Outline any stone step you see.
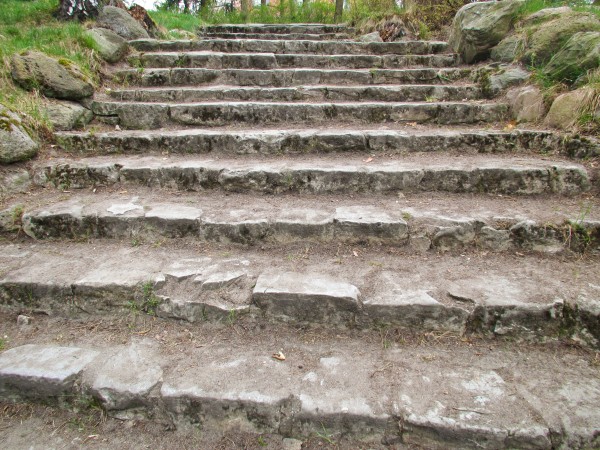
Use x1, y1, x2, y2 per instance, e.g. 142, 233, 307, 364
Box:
3, 335, 599, 447
33, 154, 590, 195
200, 24, 354, 34
55, 128, 565, 157
129, 51, 459, 69
196, 32, 353, 40
105, 85, 481, 104
130, 38, 449, 55
11, 192, 599, 252
91, 100, 506, 129
113, 67, 470, 87
0, 241, 598, 345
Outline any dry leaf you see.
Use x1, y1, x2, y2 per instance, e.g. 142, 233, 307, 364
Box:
407, 122, 418, 127
363, 157, 373, 163
353, 250, 359, 257
272, 351, 286, 361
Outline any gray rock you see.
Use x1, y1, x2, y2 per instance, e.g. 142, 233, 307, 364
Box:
478, 226, 512, 251
0, 344, 99, 399
253, 271, 361, 323
491, 34, 525, 62
10, 51, 94, 100
86, 341, 162, 412
544, 32, 600, 84
507, 85, 546, 123
0, 105, 39, 164
432, 225, 476, 251
86, 27, 129, 63
16, 315, 30, 326
97, 6, 149, 40
546, 88, 594, 130
520, 6, 572, 27
359, 31, 383, 43
449, 0, 524, 63
282, 438, 303, 450
45, 101, 93, 131
489, 66, 530, 96
199, 271, 246, 291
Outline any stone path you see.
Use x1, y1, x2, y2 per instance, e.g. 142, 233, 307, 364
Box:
1, 23, 599, 448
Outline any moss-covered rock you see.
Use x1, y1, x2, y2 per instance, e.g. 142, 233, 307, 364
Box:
449, 0, 524, 64
490, 33, 525, 63
544, 32, 600, 84
0, 105, 39, 164
10, 51, 94, 100
86, 27, 128, 63
97, 6, 149, 40
545, 88, 595, 130
520, 11, 600, 66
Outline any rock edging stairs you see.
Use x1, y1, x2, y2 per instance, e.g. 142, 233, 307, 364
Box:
1, 23, 600, 448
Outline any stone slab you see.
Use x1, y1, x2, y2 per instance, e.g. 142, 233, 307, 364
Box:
0, 344, 99, 399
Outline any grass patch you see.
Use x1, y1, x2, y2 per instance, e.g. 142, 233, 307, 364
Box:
0, 0, 101, 137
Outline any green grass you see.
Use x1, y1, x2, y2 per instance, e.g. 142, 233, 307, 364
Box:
518, 0, 600, 19
0, 0, 100, 135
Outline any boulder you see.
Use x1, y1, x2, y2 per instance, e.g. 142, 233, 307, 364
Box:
544, 32, 600, 84
57, 0, 105, 21
359, 31, 383, 43
45, 101, 94, 131
519, 6, 572, 27
489, 66, 530, 96
11, 51, 94, 100
545, 88, 595, 130
86, 27, 128, 63
506, 85, 546, 123
0, 105, 39, 164
491, 34, 525, 63
449, 0, 524, 64
520, 11, 600, 66
97, 6, 149, 40
0, 170, 31, 197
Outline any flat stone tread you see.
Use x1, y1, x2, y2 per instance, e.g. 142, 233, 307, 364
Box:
11, 189, 600, 225
36, 152, 584, 172
195, 33, 352, 40
1, 336, 598, 448
0, 241, 598, 310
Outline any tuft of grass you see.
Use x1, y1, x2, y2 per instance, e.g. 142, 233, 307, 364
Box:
0, 0, 101, 138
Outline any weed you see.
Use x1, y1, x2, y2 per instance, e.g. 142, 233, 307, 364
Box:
402, 211, 412, 221
0, 337, 5, 350
227, 308, 237, 325
10, 204, 24, 225
315, 422, 335, 445
257, 435, 267, 447
130, 281, 162, 316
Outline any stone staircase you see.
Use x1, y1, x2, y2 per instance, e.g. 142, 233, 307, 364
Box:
1, 23, 599, 448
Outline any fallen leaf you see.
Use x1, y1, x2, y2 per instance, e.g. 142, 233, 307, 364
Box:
407, 122, 418, 127
353, 250, 359, 257
363, 157, 373, 163
272, 351, 286, 361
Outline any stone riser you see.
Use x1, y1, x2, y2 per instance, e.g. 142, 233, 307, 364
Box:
130, 52, 459, 70
114, 67, 470, 87
107, 85, 481, 104
3, 340, 599, 449
91, 101, 506, 129
130, 39, 449, 55
19, 206, 599, 253
55, 129, 561, 157
35, 159, 590, 196
0, 271, 583, 342
197, 32, 352, 40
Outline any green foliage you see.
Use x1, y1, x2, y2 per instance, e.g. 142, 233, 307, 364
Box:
129, 281, 162, 315
150, 8, 203, 32
518, 0, 600, 19
0, 0, 100, 137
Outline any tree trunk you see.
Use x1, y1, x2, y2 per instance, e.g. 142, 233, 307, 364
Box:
261, 0, 267, 6
241, 0, 251, 15
57, 0, 104, 21
334, 0, 343, 23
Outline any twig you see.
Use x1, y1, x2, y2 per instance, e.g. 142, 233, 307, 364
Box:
452, 407, 490, 415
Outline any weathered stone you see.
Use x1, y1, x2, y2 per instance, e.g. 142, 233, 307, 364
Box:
253, 272, 361, 323
198, 271, 247, 291
488, 66, 530, 96
86, 27, 129, 63
10, 51, 94, 100
544, 32, 600, 84
545, 88, 595, 130
86, 341, 162, 413
45, 101, 93, 131
449, 0, 524, 63
432, 225, 476, 251
477, 226, 511, 251
359, 31, 383, 43
490, 34, 525, 63
0, 345, 99, 399
333, 206, 408, 244
506, 85, 546, 123
16, 314, 30, 326
97, 6, 149, 40
520, 11, 600, 66
0, 106, 38, 164
168, 29, 197, 40
520, 6, 572, 27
